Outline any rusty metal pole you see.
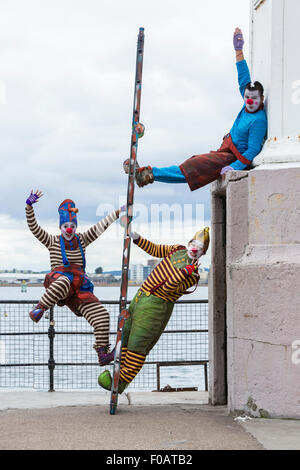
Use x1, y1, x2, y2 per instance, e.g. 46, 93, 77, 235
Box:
110, 28, 145, 415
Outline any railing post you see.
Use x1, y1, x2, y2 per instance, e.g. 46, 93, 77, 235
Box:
156, 363, 160, 391
204, 363, 208, 392
48, 307, 55, 392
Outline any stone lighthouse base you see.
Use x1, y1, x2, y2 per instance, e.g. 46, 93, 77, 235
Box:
209, 167, 300, 419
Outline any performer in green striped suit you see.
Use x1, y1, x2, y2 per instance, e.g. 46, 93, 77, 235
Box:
98, 227, 210, 394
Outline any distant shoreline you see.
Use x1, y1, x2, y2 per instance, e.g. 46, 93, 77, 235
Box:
0, 282, 208, 287
0, 282, 125, 287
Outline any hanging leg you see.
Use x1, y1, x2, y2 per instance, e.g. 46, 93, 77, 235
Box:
98, 349, 146, 393
152, 165, 187, 183
120, 350, 146, 384
78, 302, 114, 366
133, 165, 187, 187
29, 275, 71, 323
40, 276, 71, 307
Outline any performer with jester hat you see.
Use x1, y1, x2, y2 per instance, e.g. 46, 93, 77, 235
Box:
26, 189, 123, 367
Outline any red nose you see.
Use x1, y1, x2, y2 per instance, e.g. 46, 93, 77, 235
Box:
66, 228, 73, 234
246, 99, 254, 105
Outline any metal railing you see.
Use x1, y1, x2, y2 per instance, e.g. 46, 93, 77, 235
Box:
0, 299, 208, 392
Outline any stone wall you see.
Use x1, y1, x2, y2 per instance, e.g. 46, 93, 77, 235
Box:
209, 168, 300, 418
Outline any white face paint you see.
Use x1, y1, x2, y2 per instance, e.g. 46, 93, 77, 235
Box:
244, 89, 262, 113
187, 240, 204, 260
61, 222, 76, 241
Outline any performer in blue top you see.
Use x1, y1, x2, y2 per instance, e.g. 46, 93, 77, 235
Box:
123, 28, 267, 191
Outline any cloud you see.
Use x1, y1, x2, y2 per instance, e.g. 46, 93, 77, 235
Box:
0, 208, 211, 272
0, 0, 249, 269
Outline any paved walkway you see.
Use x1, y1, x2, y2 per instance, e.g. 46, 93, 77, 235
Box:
0, 391, 299, 450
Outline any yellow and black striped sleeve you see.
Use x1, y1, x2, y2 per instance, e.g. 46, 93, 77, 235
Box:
134, 235, 178, 258
161, 259, 195, 293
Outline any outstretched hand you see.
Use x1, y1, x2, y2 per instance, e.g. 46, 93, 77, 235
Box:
26, 189, 43, 206
233, 27, 244, 51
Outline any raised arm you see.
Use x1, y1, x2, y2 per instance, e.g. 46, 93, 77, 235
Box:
131, 233, 178, 258
25, 190, 54, 248
234, 27, 244, 62
233, 27, 251, 97
80, 209, 119, 247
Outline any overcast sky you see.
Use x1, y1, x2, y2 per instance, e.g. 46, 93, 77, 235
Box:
0, 0, 250, 272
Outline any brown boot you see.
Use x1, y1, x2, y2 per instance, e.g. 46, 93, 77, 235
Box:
135, 166, 154, 187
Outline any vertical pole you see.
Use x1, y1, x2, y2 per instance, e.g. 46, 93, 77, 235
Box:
204, 363, 208, 392
48, 307, 55, 392
110, 28, 145, 415
156, 363, 160, 391
209, 193, 227, 405
119, 27, 145, 312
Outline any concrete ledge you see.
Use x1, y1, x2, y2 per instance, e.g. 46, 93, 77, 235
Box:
240, 418, 300, 451
0, 390, 209, 411
127, 391, 209, 406
211, 171, 249, 196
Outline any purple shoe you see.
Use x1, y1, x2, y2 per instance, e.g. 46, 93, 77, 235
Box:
29, 302, 46, 323
96, 346, 115, 366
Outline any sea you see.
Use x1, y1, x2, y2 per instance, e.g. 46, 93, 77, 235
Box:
0, 285, 207, 301
0, 285, 209, 393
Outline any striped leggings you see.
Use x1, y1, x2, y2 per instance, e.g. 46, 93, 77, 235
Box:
120, 346, 146, 384
40, 275, 110, 348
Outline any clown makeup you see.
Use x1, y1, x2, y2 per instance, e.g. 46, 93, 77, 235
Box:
187, 240, 204, 260
61, 222, 76, 241
244, 89, 262, 113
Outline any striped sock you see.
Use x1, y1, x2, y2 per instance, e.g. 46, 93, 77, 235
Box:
120, 350, 146, 384
78, 302, 110, 349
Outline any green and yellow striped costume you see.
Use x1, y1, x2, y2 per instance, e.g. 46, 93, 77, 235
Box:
137, 236, 199, 302
119, 235, 199, 386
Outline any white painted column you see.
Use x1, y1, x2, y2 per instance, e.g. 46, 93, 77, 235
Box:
217, 1, 300, 419
250, 0, 300, 168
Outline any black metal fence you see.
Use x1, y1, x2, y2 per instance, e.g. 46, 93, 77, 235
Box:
0, 300, 208, 392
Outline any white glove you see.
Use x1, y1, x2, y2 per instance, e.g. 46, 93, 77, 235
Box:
130, 231, 140, 240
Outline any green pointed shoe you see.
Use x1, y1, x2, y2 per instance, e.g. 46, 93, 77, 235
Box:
97, 370, 129, 395
98, 370, 112, 391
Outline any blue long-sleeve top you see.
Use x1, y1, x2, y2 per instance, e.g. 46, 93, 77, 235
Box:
229, 59, 267, 170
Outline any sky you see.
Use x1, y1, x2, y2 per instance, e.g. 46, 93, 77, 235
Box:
0, 0, 250, 272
